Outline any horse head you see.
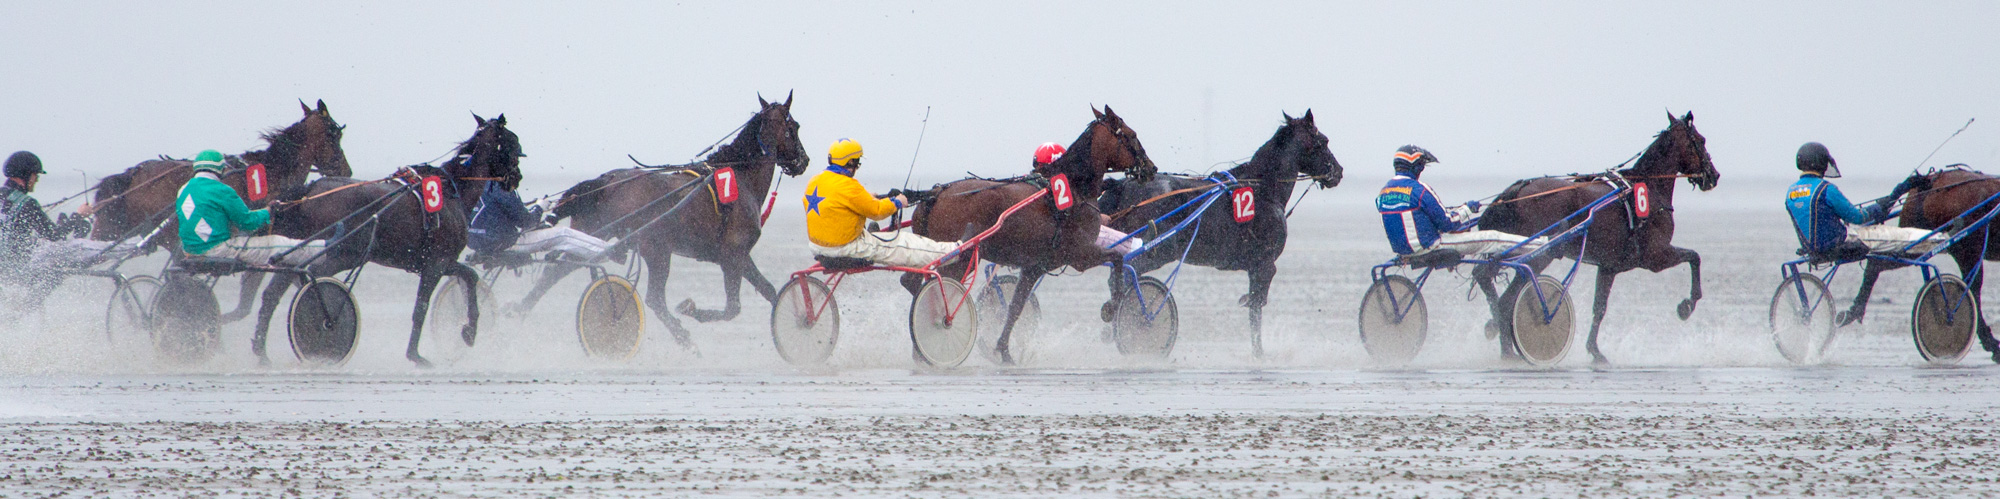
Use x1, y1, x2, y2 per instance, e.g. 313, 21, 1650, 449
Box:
256, 100, 351, 189
1067, 105, 1155, 198
1644, 110, 1719, 191
752, 91, 810, 177
1278, 109, 1342, 189
458, 113, 525, 190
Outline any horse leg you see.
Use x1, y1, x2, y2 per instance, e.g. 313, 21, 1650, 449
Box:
404, 265, 445, 368
641, 250, 694, 349
992, 268, 1048, 365
1838, 260, 1891, 327
450, 263, 481, 347
1472, 264, 1505, 339
1585, 267, 1621, 366
219, 272, 267, 324
1673, 247, 1702, 320
677, 258, 745, 323
1958, 254, 2000, 362
249, 272, 299, 366
741, 258, 781, 305
1243, 261, 1276, 359
512, 262, 584, 316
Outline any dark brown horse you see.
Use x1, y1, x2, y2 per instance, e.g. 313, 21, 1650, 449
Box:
1096, 110, 1342, 357
908, 106, 1158, 364
526, 94, 809, 346
1475, 111, 1720, 364
1836, 167, 2000, 363
250, 113, 518, 366
85, 100, 350, 319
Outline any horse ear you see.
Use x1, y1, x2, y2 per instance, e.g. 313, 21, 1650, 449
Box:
1666, 109, 1678, 124
495, 114, 507, 126
783, 90, 793, 109
758, 93, 769, 107
1682, 111, 1694, 123
1092, 106, 1104, 119
316, 99, 328, 114
1302, 109, 1315, 123
1282, 111, 1293, 121
472, 112, 486, 126
300, 99, 313, 116
1103, 105, 1118, 118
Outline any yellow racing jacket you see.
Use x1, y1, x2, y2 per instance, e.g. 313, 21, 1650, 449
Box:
802, 169, 899, 247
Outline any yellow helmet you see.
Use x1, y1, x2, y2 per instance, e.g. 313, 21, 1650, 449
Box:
828, 138, 863, 167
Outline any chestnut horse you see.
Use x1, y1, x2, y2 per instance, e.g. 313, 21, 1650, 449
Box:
250, 113, 519, 366
86, 100, 350, 319
908, 106, 1158, 364
530, 95, 809, 346
1836, 166, 2000, 363
1474, 111, 1720, 364
1096, 110, 1342, 357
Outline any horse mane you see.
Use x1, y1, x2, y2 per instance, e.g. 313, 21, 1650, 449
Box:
1232, 120, 1297, 183
1047, 118, 1103, 199
551, 172, 617, 222
708, 109, 770, 165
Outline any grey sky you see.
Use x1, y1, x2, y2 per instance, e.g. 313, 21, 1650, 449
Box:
3, 1, 1995, 207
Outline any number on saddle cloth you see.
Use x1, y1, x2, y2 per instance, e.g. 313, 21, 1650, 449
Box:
247, 164, 268, 201
713, 167, 738, 204
1049, 174, 1074, 210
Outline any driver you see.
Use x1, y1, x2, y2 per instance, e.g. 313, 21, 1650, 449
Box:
1377, 145, 1542, 260
467, 176, 609, 262
173, 149, 324, 266
0, 151, 129, 277
1785, 142, 1939, 259
802, 139, 959, 267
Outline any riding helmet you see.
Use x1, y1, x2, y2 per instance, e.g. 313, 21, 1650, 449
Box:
1796, 142, 1840, 178
827, 139, 863, 168
192, 149, 227, 173
4, 151, 45, 179
1034, 142, 1066, 165
1392, 145, 1439, 175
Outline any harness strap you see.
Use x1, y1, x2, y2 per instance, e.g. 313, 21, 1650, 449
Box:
1106, 185, 1214, 222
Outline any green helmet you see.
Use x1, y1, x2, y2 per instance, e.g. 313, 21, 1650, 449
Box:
192, 150, 226, 173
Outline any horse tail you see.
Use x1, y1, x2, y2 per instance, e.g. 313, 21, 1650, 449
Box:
1477, 179, 1534, 232
552, 173, 616, 223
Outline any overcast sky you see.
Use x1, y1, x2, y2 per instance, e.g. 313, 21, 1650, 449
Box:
3, 1, 1996, 207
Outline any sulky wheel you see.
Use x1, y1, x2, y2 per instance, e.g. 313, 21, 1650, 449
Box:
909, 277, 977, 367
289, 277, 360, 365
1768, 273, 1837, 364
1509, 275, 1575, 366
105, 275, 162, 346
1112, 276, 1178, 358
771, 275, 839, 366
147, 275, 221, 365
1358, 274, 1427, 363
419, 275, 487, 366
576, 275, 644, 359
974, 274, 1040, 365
1912, 274, 1978, 365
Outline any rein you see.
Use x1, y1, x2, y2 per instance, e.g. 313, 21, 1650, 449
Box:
1486, 173, 1705, 206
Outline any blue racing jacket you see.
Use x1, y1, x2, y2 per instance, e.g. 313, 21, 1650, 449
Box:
467, 182, 536, 253
1378, 175, 1456, 255
1784, 174, 1868, 255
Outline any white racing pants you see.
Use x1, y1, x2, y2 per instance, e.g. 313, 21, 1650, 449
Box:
28, 239, 139, 270
510, 227, 611, 261
1849, 224, 1948, 255
197, 234, 326, 267
1414, 230, 1547, 259
1098, 225, 1143, 255
810, 230, 961, 268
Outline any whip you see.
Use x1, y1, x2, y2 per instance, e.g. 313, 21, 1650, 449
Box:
1914, 118, 1975, 173
901, 106, 931, 191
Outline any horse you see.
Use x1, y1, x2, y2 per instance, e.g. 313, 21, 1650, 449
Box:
1473, 111, 1720, 364
1835, 166, 2000, 363
83, 99, 350, 319
908, 105, 1158, 364
523, 94, 809, 346
248, 113, 519, 367
1095, 110, 1342, 357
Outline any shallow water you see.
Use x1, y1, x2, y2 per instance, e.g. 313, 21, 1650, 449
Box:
1, 176, 1995, 496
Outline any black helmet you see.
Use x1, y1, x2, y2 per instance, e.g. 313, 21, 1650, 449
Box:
1796, 142, 1840, 178
4, 151, 44, 180
1393, 145, 1438, 176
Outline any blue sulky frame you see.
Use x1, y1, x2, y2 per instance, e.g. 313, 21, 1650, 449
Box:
1773, 189, 2000, 346
1367, 173, 1637, 334
1098, 172, 1242, 325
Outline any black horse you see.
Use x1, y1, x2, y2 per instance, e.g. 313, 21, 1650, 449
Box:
250, 113, 521, 366
1096, 110, 1342, 357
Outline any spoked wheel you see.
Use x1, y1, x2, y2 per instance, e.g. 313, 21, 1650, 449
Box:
771, 275, 839, 366
1112, 276, 1178, 358
1913, 274, 1978, 365
1358, 275, 1426, 363
577, 275, 644, 359
148, 275, 221, 365
975, 274, 1040, 365
1768, 274, 1837, 364
105, 275, 162, 346
289, 277, 360, 365
909, 277, 977, 367
419, 275, 486, 365
1509, 275, 1575, 366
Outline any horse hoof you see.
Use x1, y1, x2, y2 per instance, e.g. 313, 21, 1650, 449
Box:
1676, 300, 1696, 321
1099, 302, 1116, 322
460, 325, 478, 347
997, 348, 1015, 366
1482, 320, 1502, 340
1590, 353, 1610, 366
407, 354, 434, 369
675, 299, 698, 316
1835, 311, 1861, 327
